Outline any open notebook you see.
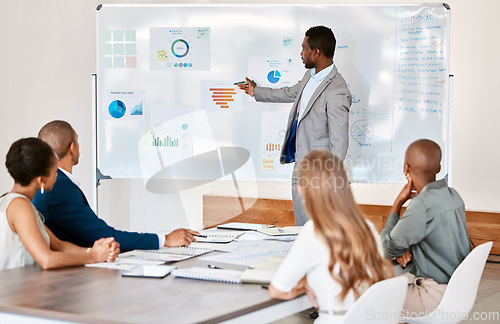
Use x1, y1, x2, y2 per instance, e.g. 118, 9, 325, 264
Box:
118, 246, 214, 263
196, 231, 243, 243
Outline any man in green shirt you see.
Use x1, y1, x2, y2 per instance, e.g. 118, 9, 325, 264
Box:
381, 139, 471, 315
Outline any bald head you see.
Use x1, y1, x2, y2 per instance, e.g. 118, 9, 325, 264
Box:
38, 120, 76, 160
405, 139, 442, 181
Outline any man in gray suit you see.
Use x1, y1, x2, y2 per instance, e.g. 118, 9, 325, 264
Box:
239, 26, 351, 225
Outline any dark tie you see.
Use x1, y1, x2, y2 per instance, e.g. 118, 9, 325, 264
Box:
284, 119, 298, 163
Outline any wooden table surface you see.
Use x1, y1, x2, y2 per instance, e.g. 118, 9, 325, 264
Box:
0, 255, 290, 324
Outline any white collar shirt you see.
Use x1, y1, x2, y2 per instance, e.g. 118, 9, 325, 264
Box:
298, 63, 334, 122
59, 167, 81, 187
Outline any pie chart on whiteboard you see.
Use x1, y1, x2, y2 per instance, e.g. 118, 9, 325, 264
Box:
267, 70, 281, 84
108, 100, 126, 119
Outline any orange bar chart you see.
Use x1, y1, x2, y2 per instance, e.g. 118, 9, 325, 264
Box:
265, 143, 282, 152
209, 88, 237, 109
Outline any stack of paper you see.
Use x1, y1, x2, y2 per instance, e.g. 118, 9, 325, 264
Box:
217, 222, 273, 231
256, 226, 302, 236
85, 258, 165, 270
240, 268, 276, 284
249, 255, 285, 270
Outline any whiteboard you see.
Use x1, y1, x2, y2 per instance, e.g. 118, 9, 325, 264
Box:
96, 4, 450, 186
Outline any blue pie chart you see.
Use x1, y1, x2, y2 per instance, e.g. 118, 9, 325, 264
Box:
267, 70, 281, 84
171, 39, 190, 58
108, 100, 126, 119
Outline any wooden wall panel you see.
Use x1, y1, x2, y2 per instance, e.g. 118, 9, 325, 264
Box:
203, 196, 499, 254
466, 211, 500, 254
203, 196, 295, 229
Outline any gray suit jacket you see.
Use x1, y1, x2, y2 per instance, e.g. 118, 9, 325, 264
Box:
255, 65, 351, 170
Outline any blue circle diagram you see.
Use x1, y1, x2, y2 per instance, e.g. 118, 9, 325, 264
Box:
171, 39, 190, 58
267, 70, 281, 84
108, 100, 126, 119
350, 120, 374, 143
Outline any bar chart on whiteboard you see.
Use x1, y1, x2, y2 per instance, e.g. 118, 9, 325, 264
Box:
200, 80, 243, 111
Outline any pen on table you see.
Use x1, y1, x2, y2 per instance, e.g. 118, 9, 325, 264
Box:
208, 264, 223, 269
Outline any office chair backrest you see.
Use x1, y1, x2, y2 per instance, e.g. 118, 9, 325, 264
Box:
403, 241, 493, 324
340, 276, 408, 324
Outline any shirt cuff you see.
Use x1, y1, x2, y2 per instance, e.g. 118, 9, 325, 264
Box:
157, 234, 165, 247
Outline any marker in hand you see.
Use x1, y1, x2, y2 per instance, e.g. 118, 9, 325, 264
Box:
234, 79, 254, 86
236, 78, 256, 96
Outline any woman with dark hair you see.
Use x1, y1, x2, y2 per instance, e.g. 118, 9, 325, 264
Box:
268, 150, 394, 322
0, 138, 119, 270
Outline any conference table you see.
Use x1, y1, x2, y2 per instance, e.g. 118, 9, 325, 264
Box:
0, 249, 312, 323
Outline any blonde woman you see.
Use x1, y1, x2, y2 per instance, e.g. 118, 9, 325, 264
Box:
269, 150, 393, 322
0, 138, 119, 271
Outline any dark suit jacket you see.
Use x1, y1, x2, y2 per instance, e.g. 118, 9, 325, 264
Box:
33, 169, 158, 251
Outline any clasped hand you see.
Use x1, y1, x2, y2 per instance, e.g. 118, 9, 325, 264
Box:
396, 250, 413, 268
92, 237, 120, 262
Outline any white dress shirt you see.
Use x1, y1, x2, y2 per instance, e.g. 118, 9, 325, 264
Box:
298, 63, 335, 122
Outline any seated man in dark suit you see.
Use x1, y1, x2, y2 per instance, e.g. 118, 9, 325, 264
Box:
33, 120, 199, 251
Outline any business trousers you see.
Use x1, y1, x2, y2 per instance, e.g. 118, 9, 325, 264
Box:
403, 277, 447, 316
291, 175, 308, 226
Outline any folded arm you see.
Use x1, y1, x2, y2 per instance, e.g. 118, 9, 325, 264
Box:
43, 180, 159, 251
381, 200, 426, 258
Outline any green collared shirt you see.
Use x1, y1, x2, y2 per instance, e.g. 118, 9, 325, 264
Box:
381, 179, 471, 284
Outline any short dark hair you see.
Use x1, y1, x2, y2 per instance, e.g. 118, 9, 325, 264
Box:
38, 120, 76, 160
305, 26, 336, 58
5, 138, 57, 186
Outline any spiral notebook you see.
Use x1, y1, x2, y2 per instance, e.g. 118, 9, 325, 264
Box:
171, 267, 275, 284
172, 267, 244, 284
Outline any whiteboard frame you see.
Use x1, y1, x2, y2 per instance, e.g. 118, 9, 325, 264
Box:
94, 3, 452, 186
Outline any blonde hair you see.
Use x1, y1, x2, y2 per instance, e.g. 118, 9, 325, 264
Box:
297, 150, 393, 301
